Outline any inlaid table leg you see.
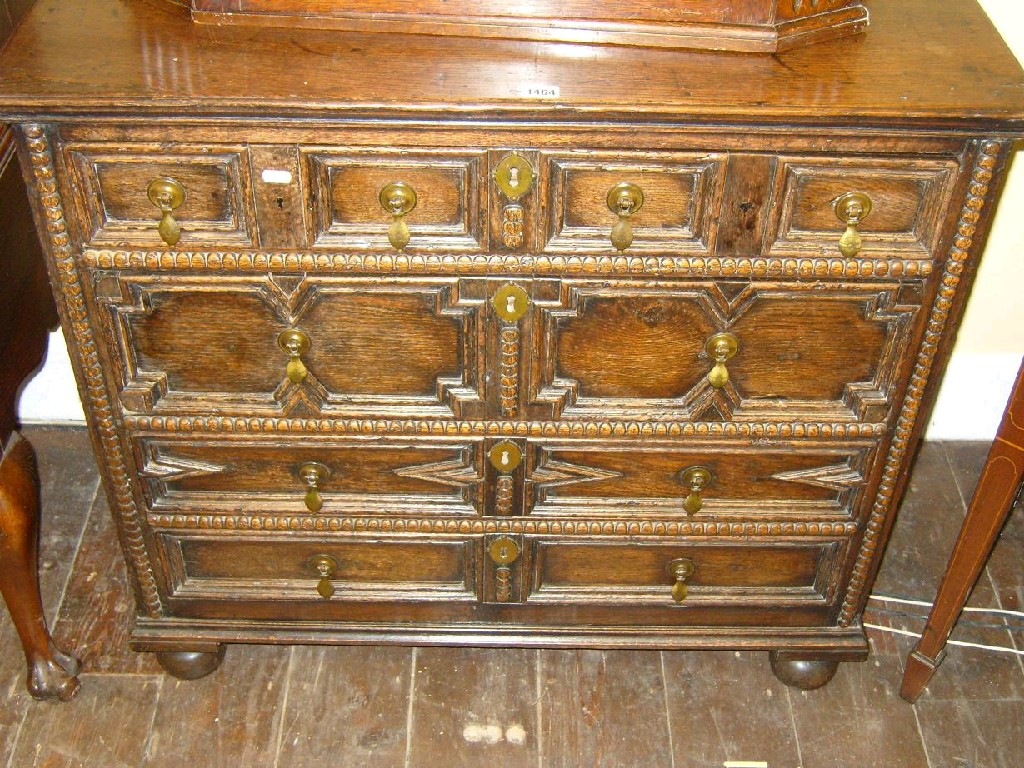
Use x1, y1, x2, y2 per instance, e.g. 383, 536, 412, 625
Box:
0, 432, 80, 701
900, 359, 1024, 703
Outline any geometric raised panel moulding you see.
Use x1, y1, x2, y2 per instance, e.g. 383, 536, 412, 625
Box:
182, 0, 870, 53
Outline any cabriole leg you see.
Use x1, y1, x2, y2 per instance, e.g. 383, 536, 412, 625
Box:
0, 433, 80, 701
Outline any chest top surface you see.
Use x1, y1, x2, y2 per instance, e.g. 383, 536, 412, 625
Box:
0, 0, 1022, 128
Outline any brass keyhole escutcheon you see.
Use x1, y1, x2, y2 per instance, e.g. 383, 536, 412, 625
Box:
668, 558, 696, 603
833, 191, 873, 258
489, 536, 520, 565
309, 554, 339, 600
494, 154, 535, 200
492, 284, 530, 322
489, 441, 522, 473
606, 181, 644, 252
379, 181, 418, 251
298, 462, 331, 513
680, 466, 713, 515
277, 328, 312, 384
146, 177, 186, 247
705, 332, 739, 389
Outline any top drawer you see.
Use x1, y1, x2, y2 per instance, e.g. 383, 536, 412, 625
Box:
763, 155, 959, 259
66, 142, 257, 249
62, 133, 963, 265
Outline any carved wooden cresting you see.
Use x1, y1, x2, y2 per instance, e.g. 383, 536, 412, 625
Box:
0, 0, 1021, 693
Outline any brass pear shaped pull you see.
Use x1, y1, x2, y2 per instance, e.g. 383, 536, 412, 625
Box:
834, 191, 873, 258
277, 328, 311, 384
298, 462, 330, 513
705, 332, 739, 389
146, 177, 186, 247
606, 181, 644, 252
668, 558, 696, 603
680, 466, 713, 514
309, 555, 338, 599
379, 181, 418, 251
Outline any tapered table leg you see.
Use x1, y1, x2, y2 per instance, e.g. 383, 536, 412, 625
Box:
0, 432, 80, 701
900, 359, 1024, 703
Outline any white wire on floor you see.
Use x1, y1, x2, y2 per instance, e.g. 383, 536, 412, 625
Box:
869, 593, 1024, 619
863, 623, 1024, 657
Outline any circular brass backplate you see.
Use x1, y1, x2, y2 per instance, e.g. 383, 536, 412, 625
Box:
833, 191, 873, 223
489, 536, 520, 565
277, 328, 311, 355
308, 554, 339, 575
705, 332, 739, 361
606, 181, 644, 215
379, 181, 418, 215
668, 557, 695, 580
492, 284, 530, 322
298, 461, 331, 483
679, 466, 713, 490
494, 154, 535, 200
489, 441, 523, 473
146, 177, 186, 210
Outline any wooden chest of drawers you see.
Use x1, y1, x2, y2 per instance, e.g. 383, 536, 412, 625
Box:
1, 0, 1022, 692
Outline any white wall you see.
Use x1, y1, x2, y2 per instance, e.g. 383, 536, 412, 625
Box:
18, 3, 1024, 438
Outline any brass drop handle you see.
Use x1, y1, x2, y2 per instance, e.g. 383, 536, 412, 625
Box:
379, 181, 418, 251
277, 328, 311, 384
668, 558, 696, 603
146, 177, 186, 247
705, 332, 739, 389
833, 191, 873, 258
606, 181, 644, 252
298, 462, 330, 513
680, 466, 713, 514
309, 555, 338, 600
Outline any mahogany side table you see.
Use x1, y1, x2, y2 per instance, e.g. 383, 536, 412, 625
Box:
0, 125, 81, 701
900, 358, 1024, 703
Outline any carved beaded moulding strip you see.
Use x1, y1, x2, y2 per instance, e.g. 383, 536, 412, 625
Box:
838, 139, 1006, 627
83, 249, 935, 280
21, 126, 163, 617
123, 415, 888, 440
147, 513, 859, 538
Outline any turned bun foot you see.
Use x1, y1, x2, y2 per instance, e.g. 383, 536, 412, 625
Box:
769, 651, 840, 690
155, 645, 226, 680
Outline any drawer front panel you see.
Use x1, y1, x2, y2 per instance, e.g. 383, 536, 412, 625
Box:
529, 279, 919, 422
304, 148, 486, 251
543, 151, 727, 254
65, 143, 256, 247
159, 533, 479, 603
765, 156, 958, 257
97, 274, 485, 419
528, 442, 875, 520
134, 437, 485, 516
528, 539, 841, 608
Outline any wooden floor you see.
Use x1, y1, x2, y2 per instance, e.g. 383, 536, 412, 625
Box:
2, 427, 1022, 768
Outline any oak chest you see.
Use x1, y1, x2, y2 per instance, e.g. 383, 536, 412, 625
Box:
1, 0, 1022, 690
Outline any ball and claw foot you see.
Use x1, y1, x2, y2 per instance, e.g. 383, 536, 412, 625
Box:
769, 651, 841, 691
27, 642, 81, 702
155, 645, 227, 680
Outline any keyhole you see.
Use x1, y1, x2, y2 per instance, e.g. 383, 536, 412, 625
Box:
500, 451, 510, 467
508, 166, 520, 190
505, 296, 517, 314
276, 196, 285, 209
499, 546, 509, 560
